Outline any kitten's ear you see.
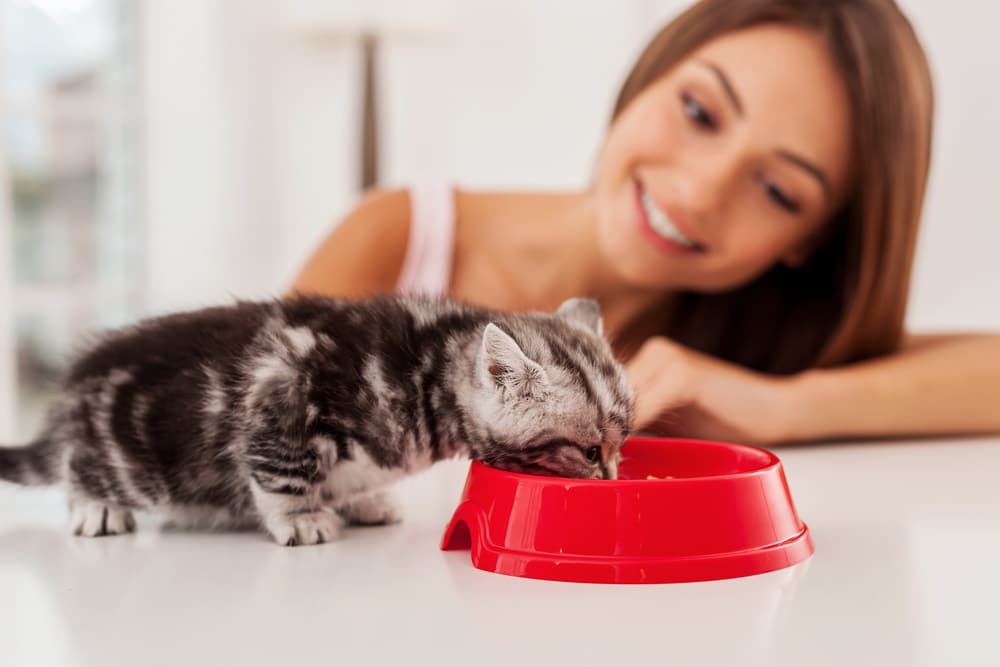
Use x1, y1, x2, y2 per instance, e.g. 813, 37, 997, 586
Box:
479, 323, 549, 398
556, 298, 603, 336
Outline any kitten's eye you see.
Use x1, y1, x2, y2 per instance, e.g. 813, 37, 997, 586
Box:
585, 445, 602, 463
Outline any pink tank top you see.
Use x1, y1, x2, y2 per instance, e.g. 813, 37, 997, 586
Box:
396, 183, 456, 296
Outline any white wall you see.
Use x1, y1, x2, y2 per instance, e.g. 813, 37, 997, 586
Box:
0, 24, 15, 441
142, 0, 359, 311
380, 1, 645, 188
143, 0, 239, 312
898, 0, 1000, 331
141, 0, 1000, 331
0, 119, 14, 442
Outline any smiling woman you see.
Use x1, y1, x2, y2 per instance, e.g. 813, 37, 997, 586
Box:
292, 0, 1000, 445
602, 0, 932, 375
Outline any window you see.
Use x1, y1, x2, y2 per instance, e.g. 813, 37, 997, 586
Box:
1, 0, 144, 440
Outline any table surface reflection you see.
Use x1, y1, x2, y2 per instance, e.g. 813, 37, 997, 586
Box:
2, 436, 999, 667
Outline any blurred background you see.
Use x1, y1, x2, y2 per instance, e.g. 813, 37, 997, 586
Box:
1, 0, 998, 441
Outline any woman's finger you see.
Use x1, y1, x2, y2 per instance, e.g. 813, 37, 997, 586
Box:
626, 338, 699, 429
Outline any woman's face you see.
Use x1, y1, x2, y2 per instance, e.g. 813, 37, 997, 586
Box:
594, 24, 853, 292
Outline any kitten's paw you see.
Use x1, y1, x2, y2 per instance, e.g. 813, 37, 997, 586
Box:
337, 491, 403, 526
267, 510, 342, 547
70, 501, 136, 537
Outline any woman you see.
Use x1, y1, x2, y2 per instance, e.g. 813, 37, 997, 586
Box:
291, 0, 1000, 445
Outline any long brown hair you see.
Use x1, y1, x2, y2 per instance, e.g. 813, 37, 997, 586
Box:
613, 0, 934, 374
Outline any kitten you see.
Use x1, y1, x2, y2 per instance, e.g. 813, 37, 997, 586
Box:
0, 295, 633, 546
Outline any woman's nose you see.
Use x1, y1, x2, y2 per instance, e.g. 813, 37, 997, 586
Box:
674, 164, 733, 220
652, 152, 740, 228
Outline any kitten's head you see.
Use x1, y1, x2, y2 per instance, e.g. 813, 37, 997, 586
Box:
470, 298, 634, 479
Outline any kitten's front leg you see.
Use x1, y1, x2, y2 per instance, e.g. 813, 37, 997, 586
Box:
336, 490, 402, 526
250, 482, 342, 546
244, 426, 340, 546
241, 367, 342, 546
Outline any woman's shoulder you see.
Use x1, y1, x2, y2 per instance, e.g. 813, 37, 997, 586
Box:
289, 185, 579, 298
453, 188, 589, 249
290, 188, 412, 298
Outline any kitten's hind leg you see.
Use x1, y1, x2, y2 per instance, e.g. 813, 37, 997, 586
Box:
70, 497, 136, 537
67, 461, 137, 537
336, 491, 402, 526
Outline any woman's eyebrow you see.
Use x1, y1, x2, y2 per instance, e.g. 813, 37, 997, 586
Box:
695, 59, 743, 115
776, 150, 832, 200
696, 58, 832, 200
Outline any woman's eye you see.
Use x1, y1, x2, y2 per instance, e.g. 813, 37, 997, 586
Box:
763, 180, 801, 214
585, 445, 602, 463
681, 93, 716, 130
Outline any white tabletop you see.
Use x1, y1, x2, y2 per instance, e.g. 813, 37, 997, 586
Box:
2, 436, 999, 667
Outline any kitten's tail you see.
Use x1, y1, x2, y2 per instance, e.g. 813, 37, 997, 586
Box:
0, 438, 61, 487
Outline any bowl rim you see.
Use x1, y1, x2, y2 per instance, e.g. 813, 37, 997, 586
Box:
471, 437, 782, 486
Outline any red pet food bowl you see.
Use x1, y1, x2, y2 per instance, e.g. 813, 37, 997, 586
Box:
441, 437, 813, 584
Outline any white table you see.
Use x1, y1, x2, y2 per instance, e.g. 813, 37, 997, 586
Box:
2, 436, 999, 667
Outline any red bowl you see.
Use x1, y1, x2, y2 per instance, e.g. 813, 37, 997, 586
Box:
441, 437, 813, 584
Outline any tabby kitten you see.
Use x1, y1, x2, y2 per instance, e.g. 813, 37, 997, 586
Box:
0, 295, 633, 546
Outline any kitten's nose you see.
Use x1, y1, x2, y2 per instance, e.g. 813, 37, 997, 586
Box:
605, 457, 619, 480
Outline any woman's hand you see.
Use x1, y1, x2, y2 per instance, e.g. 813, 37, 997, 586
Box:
624, 336, 802, 446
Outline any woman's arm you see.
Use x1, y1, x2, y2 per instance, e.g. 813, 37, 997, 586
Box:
788, 333, 1000, 441
626, 333, 1000, 445
288, 188, 410, 299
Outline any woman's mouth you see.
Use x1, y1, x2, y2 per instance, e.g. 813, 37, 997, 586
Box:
634, 180, 706, 255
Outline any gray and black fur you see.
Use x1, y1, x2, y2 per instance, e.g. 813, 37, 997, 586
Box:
0, 295, 633, 545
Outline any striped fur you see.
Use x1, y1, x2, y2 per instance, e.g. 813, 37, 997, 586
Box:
0, 295, 634, 545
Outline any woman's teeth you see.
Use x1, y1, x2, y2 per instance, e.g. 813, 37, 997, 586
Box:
640, 189, 697, 249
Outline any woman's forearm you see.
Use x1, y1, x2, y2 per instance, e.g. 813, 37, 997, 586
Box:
788, 334, 1000, 441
